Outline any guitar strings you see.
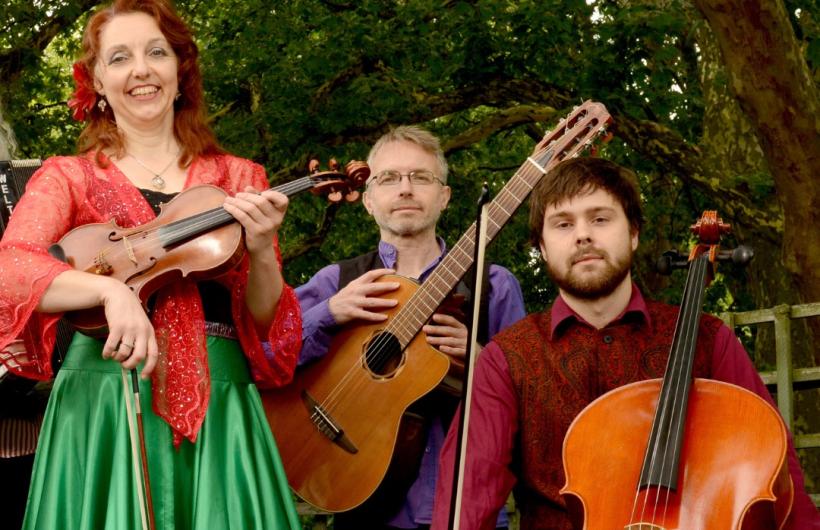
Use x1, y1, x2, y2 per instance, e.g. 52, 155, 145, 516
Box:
317, 123, 601, 418
317, 122, 599, 416
316, 163, 547, 415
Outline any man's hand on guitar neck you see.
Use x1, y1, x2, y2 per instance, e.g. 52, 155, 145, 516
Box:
328, 268, 400, 325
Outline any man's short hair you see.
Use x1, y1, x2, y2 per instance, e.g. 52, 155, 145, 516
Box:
528, 157, 644, 247
367, 125, 449, 183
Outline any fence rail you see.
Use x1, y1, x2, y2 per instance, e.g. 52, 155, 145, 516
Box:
720, 301, 820, 507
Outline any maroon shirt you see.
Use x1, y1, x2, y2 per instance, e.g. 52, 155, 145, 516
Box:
432, 285, 819, 530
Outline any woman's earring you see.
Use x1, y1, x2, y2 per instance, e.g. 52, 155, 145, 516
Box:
97, 97, 107, 112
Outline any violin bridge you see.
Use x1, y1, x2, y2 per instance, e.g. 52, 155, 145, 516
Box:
300, 390, 358, 454
122, 235, 138, 266
624, 524, 666, 530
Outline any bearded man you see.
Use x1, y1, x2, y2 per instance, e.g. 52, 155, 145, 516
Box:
431, 157, 819, 530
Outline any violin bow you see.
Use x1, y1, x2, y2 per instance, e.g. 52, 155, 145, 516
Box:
121, 368, 156, 530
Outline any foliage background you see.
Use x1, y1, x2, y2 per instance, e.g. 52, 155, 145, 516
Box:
2, 0, 818, 504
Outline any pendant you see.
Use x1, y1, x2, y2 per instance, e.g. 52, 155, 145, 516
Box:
151, 175, 166, 190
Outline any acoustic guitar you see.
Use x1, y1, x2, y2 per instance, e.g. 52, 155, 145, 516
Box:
262, 101, 612, 512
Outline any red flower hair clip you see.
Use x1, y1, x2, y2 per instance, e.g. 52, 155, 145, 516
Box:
67, 62, 98, 121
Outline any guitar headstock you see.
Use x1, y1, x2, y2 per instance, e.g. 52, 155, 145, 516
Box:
531, 101, 613, 170
307, 159, 370, 203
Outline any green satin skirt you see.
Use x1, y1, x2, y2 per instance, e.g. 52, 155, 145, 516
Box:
23, 333, 301, 530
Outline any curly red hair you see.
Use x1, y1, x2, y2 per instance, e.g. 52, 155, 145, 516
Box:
76, 0, 221, 166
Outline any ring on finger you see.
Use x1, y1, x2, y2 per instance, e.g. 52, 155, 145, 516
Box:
119, 341, 135, 350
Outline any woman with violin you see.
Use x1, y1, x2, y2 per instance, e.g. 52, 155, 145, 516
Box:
0, 1, 302, 528
432, 157, 819, 529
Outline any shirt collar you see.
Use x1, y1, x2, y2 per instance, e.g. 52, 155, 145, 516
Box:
549, 282, 651, 340
377, 237, 448, 281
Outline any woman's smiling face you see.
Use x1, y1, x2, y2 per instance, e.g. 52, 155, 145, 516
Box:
94, 11, 179, 129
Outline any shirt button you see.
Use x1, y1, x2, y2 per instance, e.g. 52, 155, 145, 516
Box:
603, 335, 613, 344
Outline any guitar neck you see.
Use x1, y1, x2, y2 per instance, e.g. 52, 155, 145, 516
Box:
160, 176, 317, 247
386, 156, 551, 346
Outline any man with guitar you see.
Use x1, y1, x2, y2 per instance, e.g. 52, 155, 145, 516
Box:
292, 126, 526, 529
431, 157, 819, 529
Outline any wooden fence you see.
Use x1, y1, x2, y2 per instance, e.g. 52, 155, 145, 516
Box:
720, 302, 820, 507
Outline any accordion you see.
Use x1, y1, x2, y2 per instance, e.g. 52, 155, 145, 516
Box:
0, 159, 72, 416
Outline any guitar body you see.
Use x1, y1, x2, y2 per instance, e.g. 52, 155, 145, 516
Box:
261, 275, 450, 512
561, 379, 794, 530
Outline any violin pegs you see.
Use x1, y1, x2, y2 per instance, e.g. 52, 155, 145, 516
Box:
327, 190, 342, 203
309, 159, 320, 173
329, 158, 339, 171
344, 190, 360, 202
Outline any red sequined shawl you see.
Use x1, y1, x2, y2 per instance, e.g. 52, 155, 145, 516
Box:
0, 153, 302, 445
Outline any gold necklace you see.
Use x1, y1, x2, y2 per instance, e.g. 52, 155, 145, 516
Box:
129, 150, 180, 190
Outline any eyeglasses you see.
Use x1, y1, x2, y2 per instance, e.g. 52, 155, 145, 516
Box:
369, 169, 444, 187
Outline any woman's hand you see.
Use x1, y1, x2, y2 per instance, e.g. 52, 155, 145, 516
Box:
37, 271, 158, 378
222, 187, 289, 256
222, 187, 289, 334
99, 280, 159, 379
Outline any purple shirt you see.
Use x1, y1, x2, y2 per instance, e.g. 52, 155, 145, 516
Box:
295, 239, 526, 528
432, 286, 820, 530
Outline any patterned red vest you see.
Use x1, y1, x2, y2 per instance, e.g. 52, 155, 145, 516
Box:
493, 300, 723, 530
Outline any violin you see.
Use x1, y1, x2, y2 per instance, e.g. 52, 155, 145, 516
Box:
561, 211, 793, 529
49, 159, 369, 334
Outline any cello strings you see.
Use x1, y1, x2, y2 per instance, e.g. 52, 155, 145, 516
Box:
629, 252, 692, 524
629, 254, 706, 526
657, 255, 708, 523
648, 257, 704, 525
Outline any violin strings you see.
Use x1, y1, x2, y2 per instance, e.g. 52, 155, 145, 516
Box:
91, 178, 316, 264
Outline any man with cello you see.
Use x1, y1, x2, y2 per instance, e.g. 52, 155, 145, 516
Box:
290, 125, 526, 529
432, 157, 819, 529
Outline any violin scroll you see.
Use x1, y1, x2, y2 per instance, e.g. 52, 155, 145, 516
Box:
307, 159, 370, 203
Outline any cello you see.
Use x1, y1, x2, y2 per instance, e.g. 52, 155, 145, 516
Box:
561, 211, 793, 529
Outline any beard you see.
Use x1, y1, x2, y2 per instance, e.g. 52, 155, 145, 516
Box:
548, 246, 633, 300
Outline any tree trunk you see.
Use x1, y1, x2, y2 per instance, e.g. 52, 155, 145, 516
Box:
694, 0, 820, 365
0, 100, 17, 159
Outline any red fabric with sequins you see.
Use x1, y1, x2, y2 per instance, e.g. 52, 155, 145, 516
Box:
0, 153, 302, 445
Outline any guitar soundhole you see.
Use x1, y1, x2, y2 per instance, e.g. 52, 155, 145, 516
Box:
362, 331, 404, 377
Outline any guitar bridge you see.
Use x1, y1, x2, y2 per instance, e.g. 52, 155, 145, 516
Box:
301, 390, 358, 454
